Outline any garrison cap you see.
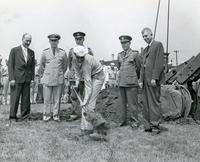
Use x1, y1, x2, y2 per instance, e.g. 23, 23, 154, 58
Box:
48, 34, 61, 40
73, 45, 88, 57
119, 35, 132, 43
73, 32, 86, 38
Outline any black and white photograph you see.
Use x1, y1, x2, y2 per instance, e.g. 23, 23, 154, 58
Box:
0, 0, 200, 161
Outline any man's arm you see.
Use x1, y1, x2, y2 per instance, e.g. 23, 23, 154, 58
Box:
38, 52, 46, 77
63, 52, 68, 73
68, 49, 73, 70
31, 51, 35, 81
135, 53, 142, 79
8, 48, 15, 81
152, 42, 164, 80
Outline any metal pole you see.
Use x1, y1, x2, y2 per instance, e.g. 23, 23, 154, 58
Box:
154, 0, 161, 39
166, 0, 170, 53
174, 50, 179, 66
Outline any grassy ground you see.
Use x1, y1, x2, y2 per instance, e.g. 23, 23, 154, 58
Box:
0, 104, 200, 162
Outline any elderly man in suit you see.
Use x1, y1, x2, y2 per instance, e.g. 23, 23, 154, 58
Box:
117, 35, 141, 128
139, 27, 165, 134
8, 33, 35, 121
39, 34, 67, 121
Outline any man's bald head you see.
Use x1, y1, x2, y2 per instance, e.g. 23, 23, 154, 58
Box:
141, 27, 153, 44
22, 33, 32, 48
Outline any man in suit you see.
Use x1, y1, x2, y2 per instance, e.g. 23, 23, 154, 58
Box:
8, 33, 35, 121
117, 35, 141, 128
39, 34, 67, 121
139, 27, 165, 134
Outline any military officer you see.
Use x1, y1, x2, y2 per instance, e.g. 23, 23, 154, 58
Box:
39, 34, 68, 121
108, 62, 117, 88
67, 32, 93, 120
117, 35, 141, 128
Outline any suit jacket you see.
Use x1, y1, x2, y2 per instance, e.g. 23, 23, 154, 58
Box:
8, 46, 35, 83
140, 40, 164, 85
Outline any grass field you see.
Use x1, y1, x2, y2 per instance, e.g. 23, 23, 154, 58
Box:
0, 104, 200, 162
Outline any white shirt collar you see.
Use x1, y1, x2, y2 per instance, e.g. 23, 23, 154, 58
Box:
148, 39, 154, 46
21, 45, 27, 52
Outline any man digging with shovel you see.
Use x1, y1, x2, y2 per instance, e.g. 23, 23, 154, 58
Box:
71, 45, 108, 140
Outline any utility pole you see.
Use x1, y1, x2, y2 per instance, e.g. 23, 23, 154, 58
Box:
111, 54, 115, 61
174, 50, 179, 66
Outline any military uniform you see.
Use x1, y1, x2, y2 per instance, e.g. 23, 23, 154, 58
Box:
108, 67, 117, 88
117, 35, 141, 125
30, 64, 39, 104
67, 32, 94, 120
39, 34, 68, 120
2, 63, 10, 105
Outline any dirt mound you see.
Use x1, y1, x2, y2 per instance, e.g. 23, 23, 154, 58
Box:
96, 88, 143, 123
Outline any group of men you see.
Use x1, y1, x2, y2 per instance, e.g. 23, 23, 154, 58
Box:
117, 27, 165, 134
5, 26, 165, 137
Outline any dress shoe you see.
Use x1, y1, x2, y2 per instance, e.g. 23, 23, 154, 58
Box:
89, 132, 106, 141
130, 121, 140, 129
144, 128, 152, 132
81, 129, 94, 136
43, 115, 51, 121
9, 117, 18, 122
53, 116, 60, 122
151, 126, 161, 135
17, 114, 30, 122
119, 121, 127, 127
67, 114, 78, 121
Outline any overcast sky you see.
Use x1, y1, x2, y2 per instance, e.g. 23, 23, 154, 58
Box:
0, 0, 200, 65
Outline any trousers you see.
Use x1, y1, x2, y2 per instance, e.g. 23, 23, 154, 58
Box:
43, 85, 62, 117
81, 79, 104, 130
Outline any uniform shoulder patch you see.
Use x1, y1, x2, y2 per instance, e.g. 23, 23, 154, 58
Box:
43, 48, 49, 51
59, 48, 64, 51
132, 50, 139, 53
119, 51, 124, 55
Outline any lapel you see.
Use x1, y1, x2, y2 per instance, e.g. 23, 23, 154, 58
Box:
145, 40, 155, 58
18, 46, 26, 63
27, 48, 31, 63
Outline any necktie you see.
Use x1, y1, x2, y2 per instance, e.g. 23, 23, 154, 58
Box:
53, 48, 55, 56
147, 45, 150, 52
23, 48, 27, 62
